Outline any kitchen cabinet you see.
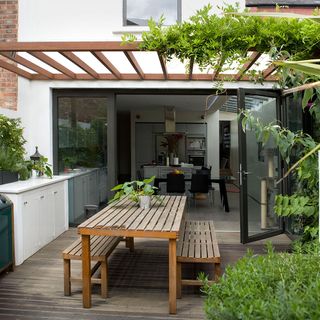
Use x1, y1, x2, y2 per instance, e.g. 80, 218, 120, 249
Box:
67, 169, 100, 226
0, 176, 68, 266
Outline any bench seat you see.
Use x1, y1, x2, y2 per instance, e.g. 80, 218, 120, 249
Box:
177, 220, 221, 297
63, 235, 122, 298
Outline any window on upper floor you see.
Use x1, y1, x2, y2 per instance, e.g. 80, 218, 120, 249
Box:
123, 0, 181, 26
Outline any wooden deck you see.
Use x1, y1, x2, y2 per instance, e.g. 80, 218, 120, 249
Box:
0, 229, 291, 320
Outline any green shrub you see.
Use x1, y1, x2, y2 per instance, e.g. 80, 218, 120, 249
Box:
202, 244, 320, 320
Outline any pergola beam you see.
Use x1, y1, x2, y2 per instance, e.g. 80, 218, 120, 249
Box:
28, 51, 76, 79
0, 41, 278, 82
235, 52, 261, 80
0, 58, 33, 79
263, 63, 278, 79
157, 52, 168, 80
0, 41, 141, 52
91, 51, 121, 79
60, 51, 100, 79
0, 52, 53, 79
124, 51, 144, 79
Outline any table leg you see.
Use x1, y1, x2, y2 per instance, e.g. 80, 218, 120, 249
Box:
219, 180, 229, 212
169, 238, 177, 314
82, 234, 91, 308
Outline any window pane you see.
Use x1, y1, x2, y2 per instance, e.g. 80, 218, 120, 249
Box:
57, 97, 108, 172
126, 0, 178, 26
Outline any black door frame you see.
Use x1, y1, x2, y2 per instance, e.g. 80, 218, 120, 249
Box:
238, 88, 285, 244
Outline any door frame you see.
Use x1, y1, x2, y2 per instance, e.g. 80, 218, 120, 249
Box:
238, 88, 285, 244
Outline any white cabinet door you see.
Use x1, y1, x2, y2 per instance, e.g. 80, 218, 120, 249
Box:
21, 193, 40, 260
52, 184, 66, 237
38, 189, 54, 247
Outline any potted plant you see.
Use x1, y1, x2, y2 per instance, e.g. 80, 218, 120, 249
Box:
109, 176, 158, 209
30, 156, 53, 178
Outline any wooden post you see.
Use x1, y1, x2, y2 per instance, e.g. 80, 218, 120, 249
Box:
63, 259, 71, 296
261, 179, 267, 229
82, 234, 91, 308
169, 239, 177, 314
177, 262, 182, 299
100, 260, 108, 299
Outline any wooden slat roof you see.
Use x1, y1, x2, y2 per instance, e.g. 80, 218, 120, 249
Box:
0, 41, 277, 81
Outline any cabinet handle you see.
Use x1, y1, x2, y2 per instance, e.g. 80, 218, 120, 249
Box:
24, 201, 28, 205
40, 195, 45, 199
54, 191, 58, 195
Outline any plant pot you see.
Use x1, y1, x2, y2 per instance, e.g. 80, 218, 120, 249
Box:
139, 195, 151, 210
0, 171, 18, 185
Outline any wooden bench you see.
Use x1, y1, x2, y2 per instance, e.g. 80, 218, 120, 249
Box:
177, 220, 221, 298
63, 235, 132, 298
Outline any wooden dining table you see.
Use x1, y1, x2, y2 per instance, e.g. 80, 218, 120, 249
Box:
78, 195, 187, 314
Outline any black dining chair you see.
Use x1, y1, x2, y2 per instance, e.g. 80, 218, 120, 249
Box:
196, 167, 215, 203
166, 173, 185, 194
189, 173, 213, 207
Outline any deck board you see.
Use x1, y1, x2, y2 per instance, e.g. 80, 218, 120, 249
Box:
0, 229, 290, 319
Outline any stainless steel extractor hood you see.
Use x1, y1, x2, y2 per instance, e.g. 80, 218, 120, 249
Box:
164, 106, 176, 133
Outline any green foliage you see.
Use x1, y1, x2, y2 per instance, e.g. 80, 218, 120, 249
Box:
134, 4, 320, 76
109, 176, 158, 204
0, 115, 26, 160
0, 115, 29, 178
241, 110, 319, 241
202, 244, 320, 320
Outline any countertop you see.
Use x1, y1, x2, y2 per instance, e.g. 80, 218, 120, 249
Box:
0, 175, 69, 194
59, 167, 99, 178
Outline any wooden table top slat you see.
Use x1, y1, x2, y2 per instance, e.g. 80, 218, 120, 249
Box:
162, 196, 183, 231
137, 196, 167, 230
98, 200, 142, 230
78, 195, 186, 239
152, 196, 177, 232
171, 197, 187, 232
80, 197, 130, 229
144, 196, 170, 231
89, 197, 135, 229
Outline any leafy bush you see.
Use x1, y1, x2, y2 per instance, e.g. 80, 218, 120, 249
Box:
0, 115, 29, 179
202, 244, 320, 320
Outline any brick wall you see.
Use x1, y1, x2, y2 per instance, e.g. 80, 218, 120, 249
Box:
0, 0, 18, 111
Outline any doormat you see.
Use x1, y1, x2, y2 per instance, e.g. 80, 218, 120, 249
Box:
226, 183, 240, 193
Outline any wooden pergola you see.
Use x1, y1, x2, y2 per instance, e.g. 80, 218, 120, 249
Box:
0, 41, 277, 81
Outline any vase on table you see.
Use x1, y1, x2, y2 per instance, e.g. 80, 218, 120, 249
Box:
139, 195, 151, 209
169, 153, 174, 166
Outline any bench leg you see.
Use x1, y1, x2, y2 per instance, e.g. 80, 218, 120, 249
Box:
100, 260, 108, 299
177, 262, 182, 299
126, 237, 134, 252
63, 259, 71, 296
214, 262, 221, 281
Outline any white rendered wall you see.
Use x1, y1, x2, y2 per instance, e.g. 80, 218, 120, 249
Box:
19, 0, 245, 41
13, 0, 263, 170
